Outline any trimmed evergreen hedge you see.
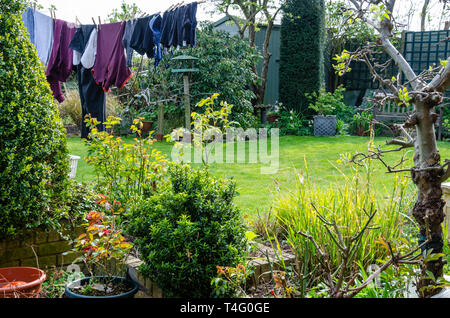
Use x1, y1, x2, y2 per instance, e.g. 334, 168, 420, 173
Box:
279, 0, 326, 115
0, 0, 70, 239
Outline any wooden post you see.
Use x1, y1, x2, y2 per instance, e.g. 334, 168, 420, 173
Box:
157, 103, 164, 141
183, 74, 190, 130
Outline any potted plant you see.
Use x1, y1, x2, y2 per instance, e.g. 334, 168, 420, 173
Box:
65, 195, 138, 298
139, 111, 154, 133
307, 88, 338, 137
0, 267, 46, 298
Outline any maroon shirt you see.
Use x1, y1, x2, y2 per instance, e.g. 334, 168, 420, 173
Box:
46, 19, 76, 103
92, 22, 132, 92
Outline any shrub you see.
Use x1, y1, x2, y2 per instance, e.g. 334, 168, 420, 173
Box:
306, 87, 353, 121
136, 23, 260, 131
273, 155, 415, 295
57, 180, 97, 226
0, 0, 69, 239
348, 111, 373, 136
127, 164, 248, 298
184, 24, 260, 129
264, 107, 313, 136
84, 116, 168, 209
279, 0, 326, 114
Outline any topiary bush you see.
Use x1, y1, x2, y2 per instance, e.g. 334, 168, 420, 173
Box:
127, 164, 248, 298
0, 0, 70, 239
279, 0, 326, 114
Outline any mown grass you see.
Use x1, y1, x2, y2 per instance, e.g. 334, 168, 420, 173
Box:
67, 135, 450, 216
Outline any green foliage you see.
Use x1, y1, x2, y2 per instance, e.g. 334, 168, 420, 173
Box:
274, 152, 414, 295
325, 1, 376, 43
279, 0, 326, 114
107, 1, 142, 22
127, 164, 248, 298
58, 180, 97, 226
324, 1, 376, 91
138, 24, 260, 130
168, 94, 238, 165
0, 0, 70, 239
212, 264, 253, 298
307, 87, 352, 119
348, 111, 373, 136
40, 267, 84, 298
183, 25, 259, 129
84, 116, 169, 209
270, 108, 313, 136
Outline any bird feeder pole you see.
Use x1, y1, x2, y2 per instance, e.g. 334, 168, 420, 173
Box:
183, 74, 190, 129
157, 103, 164, 141
171, 55, 199, 131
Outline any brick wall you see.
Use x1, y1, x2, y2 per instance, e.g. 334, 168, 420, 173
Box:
0, 226, 83, 269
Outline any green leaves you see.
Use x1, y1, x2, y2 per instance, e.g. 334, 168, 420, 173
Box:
84, 115, 169, 207
369, 3, 391, 22
0, 0, 69, 239
333, 50, 352, 77
127, 164, 247, 298
398, 87, 412, 107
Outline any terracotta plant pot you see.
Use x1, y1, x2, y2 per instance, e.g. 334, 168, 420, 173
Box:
0, 267, 46, 298
142, 121, 153, 133
267, 114, 280, 124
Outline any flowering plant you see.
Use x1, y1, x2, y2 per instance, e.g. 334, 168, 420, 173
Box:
73, 194, 133, 280
211, 264, 252, 297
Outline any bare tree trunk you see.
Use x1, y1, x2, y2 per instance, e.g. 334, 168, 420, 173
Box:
421, 0, 431, 31
408, 101, 446, 297
378, 1, 447, 297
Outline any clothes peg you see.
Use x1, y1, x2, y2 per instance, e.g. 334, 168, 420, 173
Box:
92, 17, 97, 27
98, 16, 102, 30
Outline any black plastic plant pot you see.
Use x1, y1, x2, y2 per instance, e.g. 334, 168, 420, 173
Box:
65, 276, 139, 299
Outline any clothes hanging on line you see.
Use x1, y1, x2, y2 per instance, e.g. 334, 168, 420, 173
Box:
33, 10, 54, 65
76, 64, 106, 139
45, 19, 76, 103
22, 7, 35, 45
92, 22, 133, 93
150, 14, 162, 67
20, 1, 199, 112
80, 28, 98, 69
22, 7, 54, 65
129, 15, 155, 59
159, 2, 198, 49
69, 24, 96, 66
183, 2, 198, 48
122, 19, 137, 68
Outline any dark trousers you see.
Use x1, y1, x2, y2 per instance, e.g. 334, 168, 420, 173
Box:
76, 65, 106, 139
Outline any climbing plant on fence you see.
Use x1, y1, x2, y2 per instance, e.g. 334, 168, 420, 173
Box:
279, 0, 326, 115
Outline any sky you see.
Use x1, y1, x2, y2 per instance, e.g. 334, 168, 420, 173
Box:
33, 0, 221, 25
32, 0, 449, 31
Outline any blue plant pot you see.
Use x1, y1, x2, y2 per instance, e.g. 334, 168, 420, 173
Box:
65, 276, 139, 298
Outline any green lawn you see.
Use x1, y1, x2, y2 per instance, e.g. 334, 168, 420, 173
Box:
67, 136, 450, 215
